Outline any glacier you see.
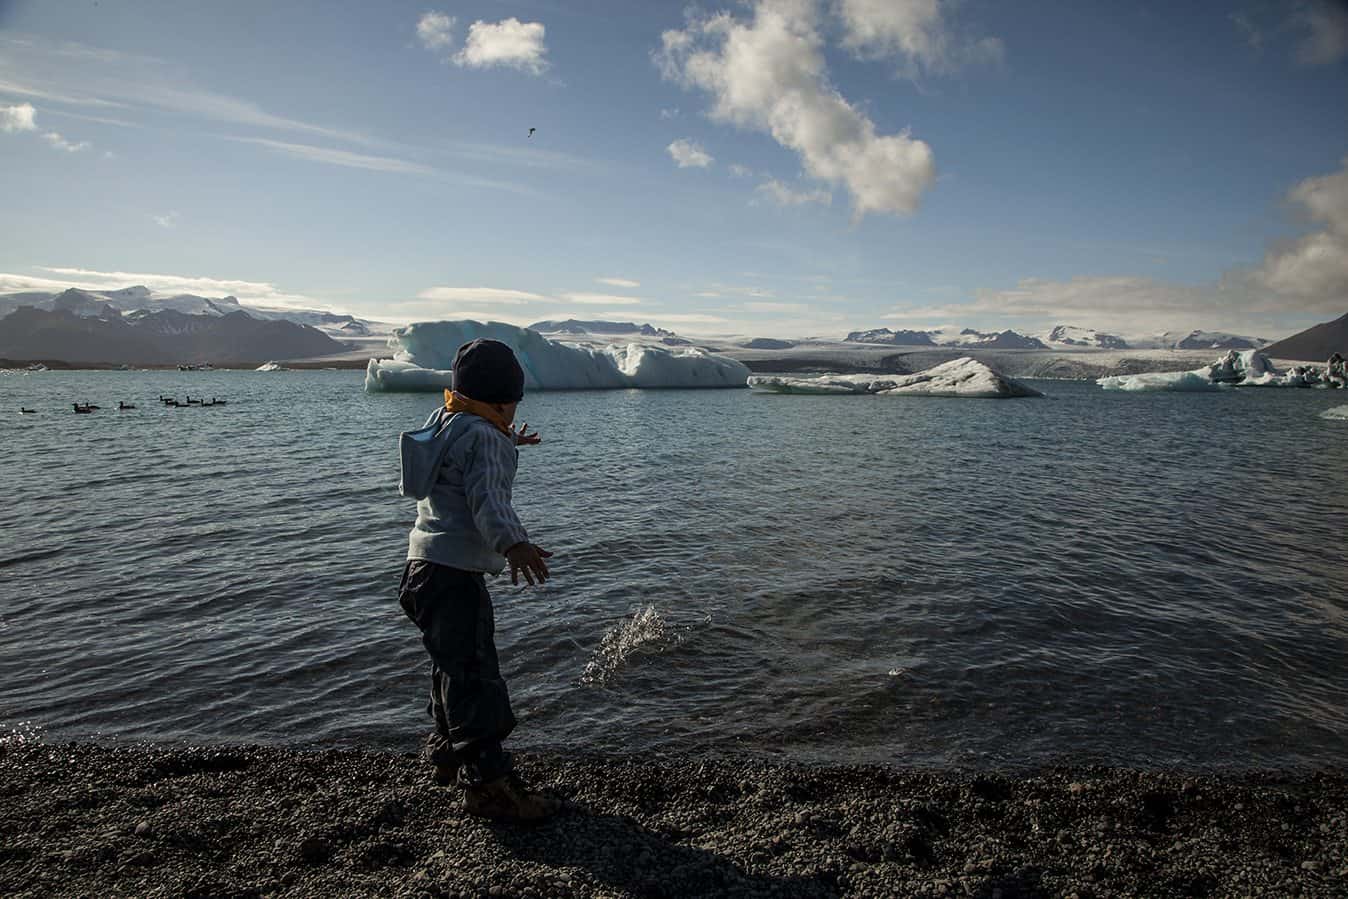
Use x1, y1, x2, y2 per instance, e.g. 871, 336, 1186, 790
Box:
1097, 349, 1333, 392
363, 320, 750, 393
748, 357, 1043, 398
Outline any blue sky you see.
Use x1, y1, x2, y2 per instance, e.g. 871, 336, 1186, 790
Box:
1, 0, 1346, 339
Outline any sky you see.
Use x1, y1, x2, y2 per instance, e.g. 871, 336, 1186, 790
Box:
1, 0, 1346, 340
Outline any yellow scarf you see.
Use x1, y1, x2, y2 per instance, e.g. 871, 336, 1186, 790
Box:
444, 390, 513, 437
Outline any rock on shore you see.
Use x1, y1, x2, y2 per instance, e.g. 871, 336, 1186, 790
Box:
1, 743, 1345, 898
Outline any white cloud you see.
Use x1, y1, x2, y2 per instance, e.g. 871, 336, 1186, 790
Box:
0, 77, 126, 109
646, 312, 728, 323
836, 0, 1004, 75
416, 12, 456, 50
728, 163, 754, 177
878, 276, 1240, 335
0, 40, 382, 148
1255, 156, 1348, 305
416, 287, 547, 304
15, 266, 326, 310
756, 178, 832, 206
41, 131, 89, 152
1, 102, 36, 132
229, 137, 435, 175
746, 301, 808, 312
1292, 0, 1348, 65
659, 107, 680, 119
559, 292, 643, 305
152, 211, 180, 229
870, 158, 1348, 337
455, 18, 549, 74
708, 284, 776, 298
657, 0, 936, 218
597, 277, 641, 288
667, 138, 713, 168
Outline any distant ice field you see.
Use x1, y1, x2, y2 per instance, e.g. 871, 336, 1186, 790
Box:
1, 370, 1346, 769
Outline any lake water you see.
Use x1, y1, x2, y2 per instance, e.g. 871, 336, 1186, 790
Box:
2, 369, 1346, 769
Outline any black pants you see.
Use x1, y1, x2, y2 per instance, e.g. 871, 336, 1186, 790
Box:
399, 560, 516, 784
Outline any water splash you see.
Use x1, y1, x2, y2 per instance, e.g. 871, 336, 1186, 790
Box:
581, 605, 683, 685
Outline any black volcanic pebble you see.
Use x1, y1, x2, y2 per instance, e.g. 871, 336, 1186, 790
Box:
0, 743, 1345, 898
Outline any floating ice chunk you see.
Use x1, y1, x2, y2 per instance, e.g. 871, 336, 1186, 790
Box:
1322, 405, 1348, 421
1095, 371, 1223, 392
364, 319, 749, 392
255, 361, 288, 372
748, 357, 1042, 398
1098, 349, 1329, 392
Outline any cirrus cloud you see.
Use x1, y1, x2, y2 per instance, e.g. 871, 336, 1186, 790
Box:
558, 292, 643, 305
416, 286, 547, 305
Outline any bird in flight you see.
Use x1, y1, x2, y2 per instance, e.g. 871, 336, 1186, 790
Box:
528, 127, 536, 138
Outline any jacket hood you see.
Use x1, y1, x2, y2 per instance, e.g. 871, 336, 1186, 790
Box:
399, 407, 474, 500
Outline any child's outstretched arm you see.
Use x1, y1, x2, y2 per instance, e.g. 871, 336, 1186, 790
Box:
460, 429, 551, 587
505, 542, 552, 586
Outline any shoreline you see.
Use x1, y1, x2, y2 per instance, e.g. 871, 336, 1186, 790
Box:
2, 743, 1344, 897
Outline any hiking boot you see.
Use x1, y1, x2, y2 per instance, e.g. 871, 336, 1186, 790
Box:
421, 733, 457, 787
462, 772, 562, 822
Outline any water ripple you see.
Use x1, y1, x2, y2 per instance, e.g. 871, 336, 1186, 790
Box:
0, 372, 1345, 769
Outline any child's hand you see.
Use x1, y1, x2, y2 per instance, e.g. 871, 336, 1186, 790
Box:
514, 422, 541, 446
506, 542, 553, 586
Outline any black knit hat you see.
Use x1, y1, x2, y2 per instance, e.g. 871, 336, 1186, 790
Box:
452, 339, 525, 403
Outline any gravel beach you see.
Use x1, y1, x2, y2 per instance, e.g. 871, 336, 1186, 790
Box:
1, 743, 1344, 898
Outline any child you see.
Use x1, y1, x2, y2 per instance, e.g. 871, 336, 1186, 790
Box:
397, 338, 559, 821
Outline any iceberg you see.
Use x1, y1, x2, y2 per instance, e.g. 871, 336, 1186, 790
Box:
363, 320, 750, 393
1097, 349, 1330, 392
255, 361, 288, 372
1322, 405, 1348, 421
748, 357, 1043, 398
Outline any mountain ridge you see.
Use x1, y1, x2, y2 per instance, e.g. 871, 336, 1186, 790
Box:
0, 305, 346, 365
1263, 312, 1348, 362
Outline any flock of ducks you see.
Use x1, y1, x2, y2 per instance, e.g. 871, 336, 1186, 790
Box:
159, 394, 228, 408
19, 395, 228, 414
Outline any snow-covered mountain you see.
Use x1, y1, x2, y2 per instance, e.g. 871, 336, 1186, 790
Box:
937, 328, 1048, 349
528, 319, 675, 337
845, 323, 1267, 352
1167, 330, 1269, 350
1119, 330, 1270, 350
845, 327, 1046, 349
1040, 325, 1129, 350
0, 285, 389, 338
844, 328, 936, 346
0, 305, 346, 365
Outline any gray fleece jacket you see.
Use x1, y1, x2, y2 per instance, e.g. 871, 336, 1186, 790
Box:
399, 407, 530, 575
